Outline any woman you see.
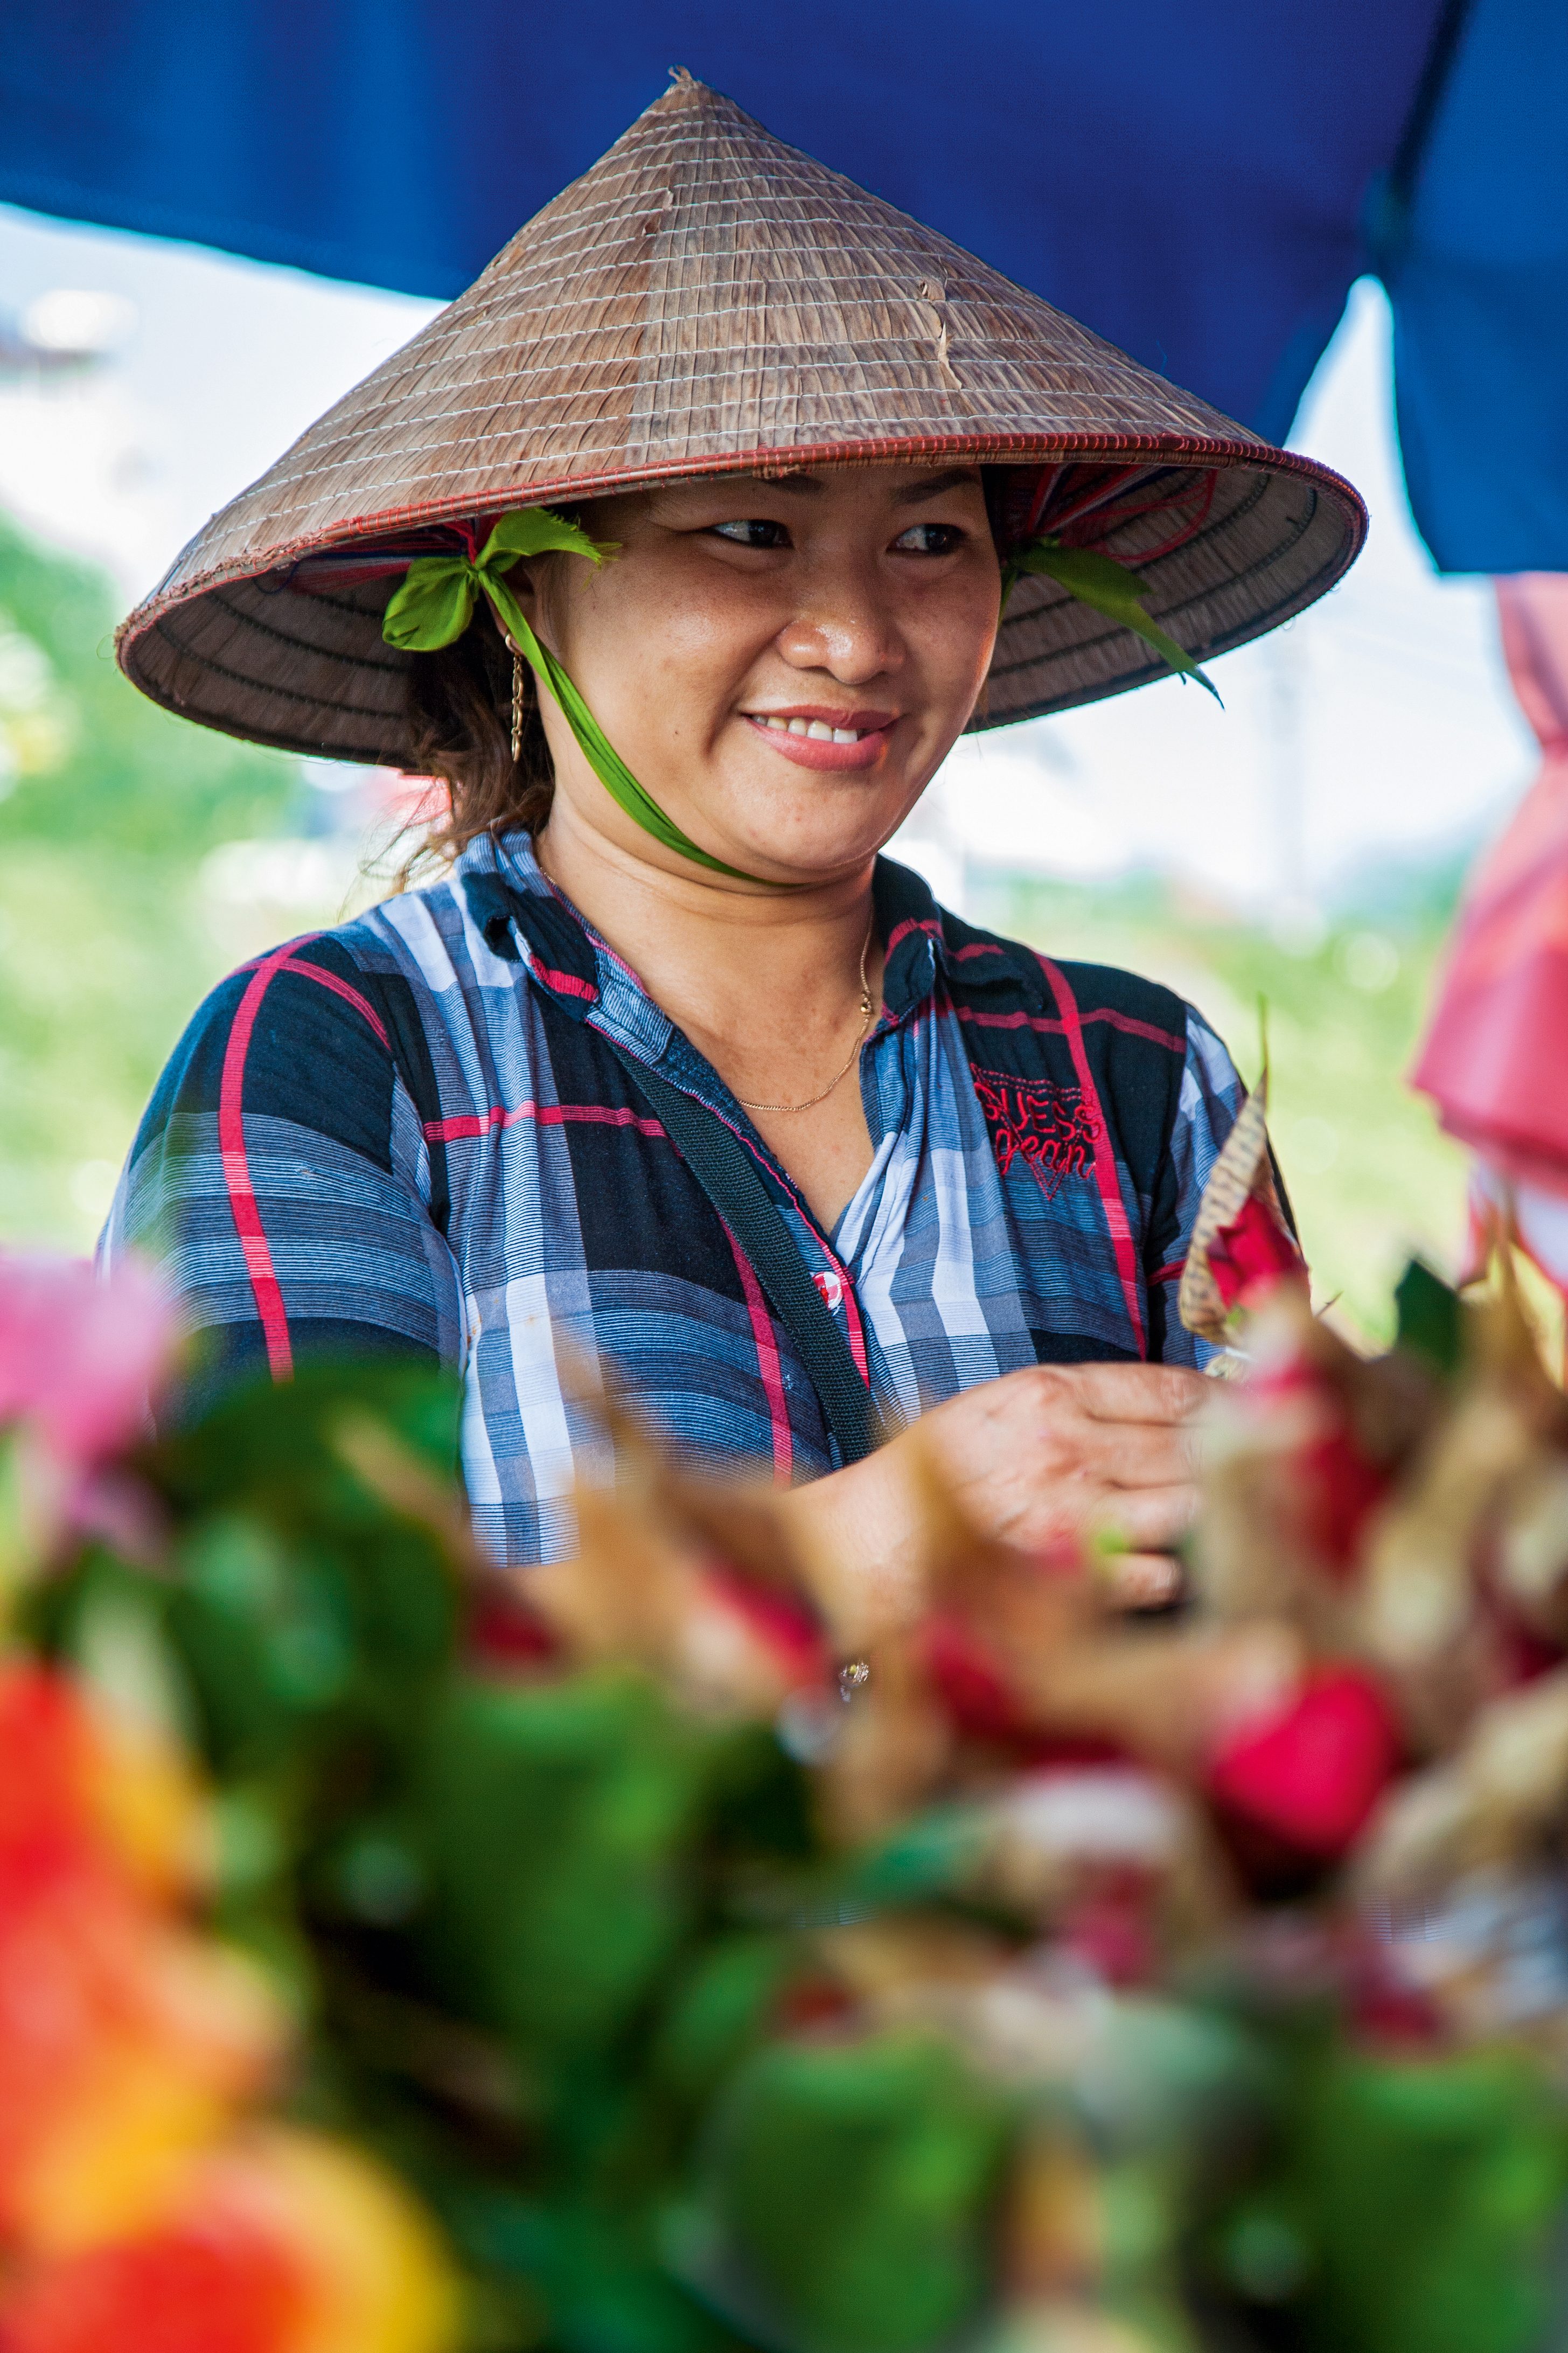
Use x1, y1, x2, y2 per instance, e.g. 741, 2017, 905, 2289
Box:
111, 74, 1364, 1582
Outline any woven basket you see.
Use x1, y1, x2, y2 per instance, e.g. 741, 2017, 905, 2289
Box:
116, 71, 1365, 764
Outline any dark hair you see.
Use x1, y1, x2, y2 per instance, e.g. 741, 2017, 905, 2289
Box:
400, 468, 1019, 866
403, 596, 553, 866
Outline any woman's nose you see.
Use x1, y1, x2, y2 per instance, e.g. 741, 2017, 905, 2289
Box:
775, 573, 905, 683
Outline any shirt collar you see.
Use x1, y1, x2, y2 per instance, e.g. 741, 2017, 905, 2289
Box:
457, 829, 674, 1055
455, 827, 1036, 1032
457, 828, 603, 1008
872, 854, 1043, 1013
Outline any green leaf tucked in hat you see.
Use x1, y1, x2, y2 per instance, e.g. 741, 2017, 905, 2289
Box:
1003, 537, 1222, 702
381, 510, 617, 653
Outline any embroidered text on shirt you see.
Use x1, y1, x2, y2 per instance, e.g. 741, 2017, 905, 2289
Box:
971, 1067, 1102, 1198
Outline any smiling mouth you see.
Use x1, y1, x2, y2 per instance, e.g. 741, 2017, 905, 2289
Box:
741, 704, 899, 748
740, 710, 896, 771
754, 714, 873, 744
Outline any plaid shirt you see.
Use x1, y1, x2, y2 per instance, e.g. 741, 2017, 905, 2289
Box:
110, 832, 1244, 1563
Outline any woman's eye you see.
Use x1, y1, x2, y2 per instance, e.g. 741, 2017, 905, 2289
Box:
710, 518, 791, 549
893, 522, 964, 555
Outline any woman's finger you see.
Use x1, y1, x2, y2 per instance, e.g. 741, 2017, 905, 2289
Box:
1088, 1480, 1200, 1551
1070, 1361, 1209, 1426
1068, 1417, 1200, 1489
1098, 1551, 1184, 1611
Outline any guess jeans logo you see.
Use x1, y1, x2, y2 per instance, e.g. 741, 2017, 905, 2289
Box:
971, 1068, 1101, 1198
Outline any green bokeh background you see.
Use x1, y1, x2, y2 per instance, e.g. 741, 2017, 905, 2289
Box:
0, 512, 300, 1240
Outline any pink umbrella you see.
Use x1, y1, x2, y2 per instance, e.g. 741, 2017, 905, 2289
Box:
1412, 574, 1568, 1288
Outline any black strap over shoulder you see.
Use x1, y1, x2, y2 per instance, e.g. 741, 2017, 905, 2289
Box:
603, 1042, 876, 1466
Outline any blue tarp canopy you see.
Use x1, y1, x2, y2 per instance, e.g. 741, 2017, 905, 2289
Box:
2, 0, 1564, 572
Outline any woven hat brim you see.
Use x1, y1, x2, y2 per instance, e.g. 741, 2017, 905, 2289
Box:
119, 438, 1361, 764
114, 73, 1365, 761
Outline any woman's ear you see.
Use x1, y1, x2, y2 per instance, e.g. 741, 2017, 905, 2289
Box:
503, 555, 564, 660
501, 556, 539, 614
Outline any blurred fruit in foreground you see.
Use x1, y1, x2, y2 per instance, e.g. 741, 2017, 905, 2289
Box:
3, 1215, 1568, 2352
0, 2128, 459, 2353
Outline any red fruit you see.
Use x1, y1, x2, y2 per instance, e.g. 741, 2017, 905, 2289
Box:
0, 2130, 458, 2353
1293, 1425, 1392, 1574
922, 1613, 1033, 1744
465, 1589, 559, 1669
0, 1666, 205, 1918
1237, 1303, 1394, 1574
919, 1617, 1134, 1767
0, 1879, 283, 2254
0, 1672, 101, 1912
1207, 1191, 1304, 1314
702, 1568, 825, 1687
1057, 1890, 1158, 1988
0, 2214, 303, 2353
1205, 1666, 1400, 1857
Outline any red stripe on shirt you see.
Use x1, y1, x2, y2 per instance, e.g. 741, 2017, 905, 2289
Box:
955, 1004, 1184, 1055
1036, 954, 1147, 1357
885, 915, 943, 956
220, 939, 323, 1379
431, 1081, 874, 1402
840, 1285, 870, 1383
526, 958, 599, 1002
720, 1221, 793, 1486
423, 1101, 665, 1142
1090, 1007, 1187, 1054
271, 956, 390, 1045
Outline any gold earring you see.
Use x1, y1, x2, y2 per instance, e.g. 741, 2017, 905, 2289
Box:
510, 647, 524, 763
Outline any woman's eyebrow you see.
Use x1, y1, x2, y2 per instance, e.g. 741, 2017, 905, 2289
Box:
894, 468, 982, 504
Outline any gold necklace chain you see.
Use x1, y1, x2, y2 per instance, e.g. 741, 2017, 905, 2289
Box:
734, 916, 876, 1116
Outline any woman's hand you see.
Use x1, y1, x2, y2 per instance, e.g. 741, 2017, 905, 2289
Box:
916, 1361, 1207, 1558
780, 1361, 1208, 1619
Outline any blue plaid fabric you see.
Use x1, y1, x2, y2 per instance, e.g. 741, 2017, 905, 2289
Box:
109, 831, 1244, 1563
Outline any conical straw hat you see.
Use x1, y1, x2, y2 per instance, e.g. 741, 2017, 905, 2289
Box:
117, 72, 1364, 762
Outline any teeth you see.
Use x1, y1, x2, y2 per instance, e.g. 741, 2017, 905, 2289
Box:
752, 714, 864, 742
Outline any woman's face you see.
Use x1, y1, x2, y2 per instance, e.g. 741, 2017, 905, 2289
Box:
514, 462, 1001, 888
